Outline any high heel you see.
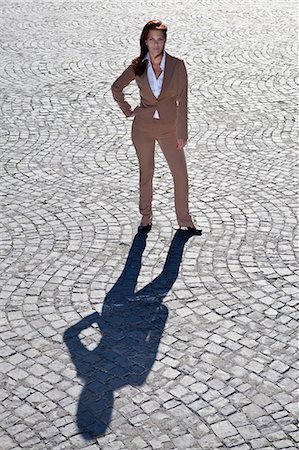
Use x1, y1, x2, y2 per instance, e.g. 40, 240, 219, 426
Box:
179, 226, 202, 236
138, 223, 152, 234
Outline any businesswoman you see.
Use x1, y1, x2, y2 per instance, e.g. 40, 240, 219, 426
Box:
111, 20, 201, 235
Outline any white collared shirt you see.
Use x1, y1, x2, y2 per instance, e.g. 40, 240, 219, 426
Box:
142, 49, 166, 119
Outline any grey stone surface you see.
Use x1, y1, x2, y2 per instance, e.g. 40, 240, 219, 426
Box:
0, 0, 298, 449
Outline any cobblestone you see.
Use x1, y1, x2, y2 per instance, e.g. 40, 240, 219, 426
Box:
0, 0, 298, 448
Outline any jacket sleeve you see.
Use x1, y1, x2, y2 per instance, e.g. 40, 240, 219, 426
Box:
111, 64, 135, 118
177, 60, 188, 141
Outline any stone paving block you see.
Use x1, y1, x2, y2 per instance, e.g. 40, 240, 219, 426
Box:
273, 440, 297, 448
211, 420, 238, 439
140, 400, 160, 414
238, 424, 261, 440
173, 433, 197, 449
197, 433, 222, 449
284, 402, 299, 416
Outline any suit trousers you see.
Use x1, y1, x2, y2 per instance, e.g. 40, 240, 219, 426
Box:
131, 116, 194, 227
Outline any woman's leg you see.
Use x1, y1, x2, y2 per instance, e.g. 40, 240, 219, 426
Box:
157, 131, 194, 228
131, 124, 155, 225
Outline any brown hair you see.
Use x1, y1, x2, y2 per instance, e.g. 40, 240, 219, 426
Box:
132, 20, 167, 76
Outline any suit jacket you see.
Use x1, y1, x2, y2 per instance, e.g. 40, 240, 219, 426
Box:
111, 51, 188, 140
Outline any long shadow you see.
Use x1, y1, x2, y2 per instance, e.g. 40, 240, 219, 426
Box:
63, 229, 193, 440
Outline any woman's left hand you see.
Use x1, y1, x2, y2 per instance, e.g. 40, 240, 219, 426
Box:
176, 139, 187, 150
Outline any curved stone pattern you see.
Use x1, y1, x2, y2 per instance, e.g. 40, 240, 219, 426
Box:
0, 0, 298, 449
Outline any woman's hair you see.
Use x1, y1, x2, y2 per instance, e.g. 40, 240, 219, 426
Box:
132, 20, 167, 76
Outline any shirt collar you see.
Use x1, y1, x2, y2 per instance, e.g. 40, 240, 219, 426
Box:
142, 49, 166, 69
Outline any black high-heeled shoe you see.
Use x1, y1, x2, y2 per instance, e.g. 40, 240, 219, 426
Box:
179, 226, 202, 236
138, 223, 152, 234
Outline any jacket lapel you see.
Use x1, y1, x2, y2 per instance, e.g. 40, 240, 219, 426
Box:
158, 51, 171, 99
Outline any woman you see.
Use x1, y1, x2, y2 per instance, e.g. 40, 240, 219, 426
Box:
111, 20, 201, 235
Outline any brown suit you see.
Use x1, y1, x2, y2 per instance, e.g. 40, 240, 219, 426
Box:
111, 51, 194, 228
111, 51, 188, 140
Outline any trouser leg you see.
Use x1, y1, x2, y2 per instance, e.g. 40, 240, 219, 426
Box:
157, 131, 194, 227
131, 127, 155, 225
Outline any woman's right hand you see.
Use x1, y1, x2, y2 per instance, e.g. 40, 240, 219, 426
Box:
176, 138, 187, 150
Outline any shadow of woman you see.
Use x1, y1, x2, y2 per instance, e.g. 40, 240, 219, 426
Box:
63, 230, 193, 440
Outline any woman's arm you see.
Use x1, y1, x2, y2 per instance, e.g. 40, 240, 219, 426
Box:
176, 60, 188, 141
111, 64, 136, 117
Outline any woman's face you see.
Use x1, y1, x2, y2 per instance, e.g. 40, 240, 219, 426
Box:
145, 29, 166, 56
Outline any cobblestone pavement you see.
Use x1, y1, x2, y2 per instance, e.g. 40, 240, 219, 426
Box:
0, 0, 298, 449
